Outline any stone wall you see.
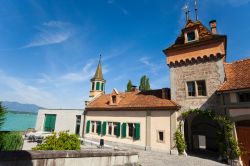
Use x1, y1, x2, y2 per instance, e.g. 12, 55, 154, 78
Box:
170, 58, 225, 114
0, 150, 138, 166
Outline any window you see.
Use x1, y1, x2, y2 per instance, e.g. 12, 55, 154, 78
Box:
238, 92, 250, 103
187, 80, 207, 97
108, 122, 112, 135
75, 115, 81, 135
96, 82, 100, 91
187, 31, 196, 42
44, 114, 56, 132
91, 82, 95, 91
96, 121, 101, 135
91, 121, 95, 133
112, 95, 117, 104
187, 81, 196, 96
128, 123, 134, 138
197, 80, 207, 96
101, 83, 104, 91
157, 131, 164, 142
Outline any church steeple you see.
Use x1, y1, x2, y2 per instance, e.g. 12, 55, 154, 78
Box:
89, 55, 106, 101
91, 56, 103, 81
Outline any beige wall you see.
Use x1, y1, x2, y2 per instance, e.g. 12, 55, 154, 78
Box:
229, 108, 250, 118
36, 109, 84, 135
85, 110, 173, 152
150, 111, 171, 151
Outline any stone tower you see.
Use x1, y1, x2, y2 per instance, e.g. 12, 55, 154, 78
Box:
163, 19, 227, 113
89, 56, 106, 101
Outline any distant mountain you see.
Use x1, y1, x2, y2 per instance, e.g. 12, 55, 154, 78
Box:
1, 101, 44, 113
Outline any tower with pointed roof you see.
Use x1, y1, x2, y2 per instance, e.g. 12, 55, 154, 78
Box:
89, 56, 106, 101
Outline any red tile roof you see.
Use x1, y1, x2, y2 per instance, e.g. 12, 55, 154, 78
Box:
86, 89, 179, 111
218, 58, 250, 92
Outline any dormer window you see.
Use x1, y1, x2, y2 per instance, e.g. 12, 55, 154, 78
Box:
187, 31, 195, 42
112, 95, 117, 104
185, 29, 199, 43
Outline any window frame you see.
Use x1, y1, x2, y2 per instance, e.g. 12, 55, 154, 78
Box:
156, 130, 165, 143
185, 29, 199, 43
186, 80, 207, 98
237, 91, 250, 103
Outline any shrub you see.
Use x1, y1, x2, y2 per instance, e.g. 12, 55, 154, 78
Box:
0, 132, 23, 151
174, 127, 186, 154
33, 131, 80, 150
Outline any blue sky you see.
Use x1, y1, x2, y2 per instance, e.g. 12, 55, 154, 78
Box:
0, 0, 249, 108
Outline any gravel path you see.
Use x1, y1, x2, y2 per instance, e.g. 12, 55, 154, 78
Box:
138, 150, 228, 166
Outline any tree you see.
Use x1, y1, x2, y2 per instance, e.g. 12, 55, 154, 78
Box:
139, 75, 150, 91
126, 80, 133, 92
0, 102, 6, 130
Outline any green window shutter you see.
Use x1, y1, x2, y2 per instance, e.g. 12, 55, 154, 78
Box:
50, 115, 56, 131
44, 114, 56, 132
97, 121, 101, 135
135, 123, 140, 140
102, 122, 107, 135
116, 122, 121, 137
96, 82, 100, 91
122, 123, 126, 138
101, 83, 104, 91
86, 120, 90, 133
44, 115, 50, 131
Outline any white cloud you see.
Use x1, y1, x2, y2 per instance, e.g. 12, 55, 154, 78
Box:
139, 56, 164, 74
0, 71, 59, 108
107, 0, 129, 15
23, 21, 73, 48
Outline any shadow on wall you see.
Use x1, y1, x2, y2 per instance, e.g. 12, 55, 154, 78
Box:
0, 151, 33, 166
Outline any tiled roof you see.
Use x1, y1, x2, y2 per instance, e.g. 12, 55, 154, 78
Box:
218, 58, 250, 92
164, 20, 226, 52
86, 89, 178, 111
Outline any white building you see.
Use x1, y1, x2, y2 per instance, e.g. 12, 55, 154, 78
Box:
35, 109, 84, 136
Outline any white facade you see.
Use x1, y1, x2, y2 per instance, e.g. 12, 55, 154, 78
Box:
35, 109, 84, 136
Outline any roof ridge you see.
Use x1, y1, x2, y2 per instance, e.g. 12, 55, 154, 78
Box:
225, 58, 250, 65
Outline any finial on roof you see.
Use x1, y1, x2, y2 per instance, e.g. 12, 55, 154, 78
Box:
99, 54, 102, 63
194, 0, 198, 21
183, 4, 190, 22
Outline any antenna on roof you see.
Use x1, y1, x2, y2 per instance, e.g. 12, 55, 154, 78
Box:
183, 4, 190, 21
194, 0, 198, 21
99, 54, 102, 63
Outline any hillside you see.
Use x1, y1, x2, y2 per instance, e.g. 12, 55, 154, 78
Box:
1, 101, 44, 113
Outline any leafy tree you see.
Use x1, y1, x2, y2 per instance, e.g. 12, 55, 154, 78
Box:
126, 80, 133, 92
0, 102, 6, 129
33, 131, 80, 150
139, 75, 150, 91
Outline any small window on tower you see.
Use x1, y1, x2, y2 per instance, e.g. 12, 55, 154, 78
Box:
197, 80, 207, 96
112, 95, 117, 104
96, 82, 100, 90
187, 31, 196, 42
187, 81, 196, 96
92, 82, 95, 91
101, 83, 104, 91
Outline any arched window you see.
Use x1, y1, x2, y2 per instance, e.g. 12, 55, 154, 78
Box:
92, 82, 95, 91
101, 83, 104, 91
96, 82, 100, 90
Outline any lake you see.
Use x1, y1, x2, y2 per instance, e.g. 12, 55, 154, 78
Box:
0, 111, 37, 131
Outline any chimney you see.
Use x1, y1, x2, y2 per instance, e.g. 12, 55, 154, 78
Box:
162, 88, 171, 99
131, 85, 138, 92
209, 20, 217, 34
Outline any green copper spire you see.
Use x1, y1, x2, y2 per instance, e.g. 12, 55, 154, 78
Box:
91, 55, 104, 81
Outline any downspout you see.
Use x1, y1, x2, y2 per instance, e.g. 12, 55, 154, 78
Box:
82, 110, 86, 138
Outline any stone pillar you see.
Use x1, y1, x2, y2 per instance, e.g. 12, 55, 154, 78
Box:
145, 111, 151, 150
170, 111, 179, 155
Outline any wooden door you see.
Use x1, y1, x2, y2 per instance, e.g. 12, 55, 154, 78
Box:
236, 127, 250, 166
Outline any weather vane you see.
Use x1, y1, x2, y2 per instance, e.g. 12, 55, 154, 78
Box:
182, 3, 190, 21
194, 0, 198, 21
